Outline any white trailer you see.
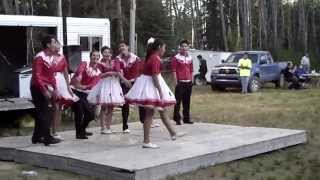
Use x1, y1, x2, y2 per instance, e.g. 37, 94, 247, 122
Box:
0, 15, 110, 60
65, 17, 110, 61
189, 49, 231, 85
0, 15, 110, 111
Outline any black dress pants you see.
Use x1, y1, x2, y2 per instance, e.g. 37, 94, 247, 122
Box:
72, 90, 95, 136
173, 81, 193, 123
30, 85, 52, 141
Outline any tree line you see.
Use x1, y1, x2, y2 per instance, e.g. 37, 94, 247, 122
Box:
1, 0, 320, 66
204, 0, 320, 65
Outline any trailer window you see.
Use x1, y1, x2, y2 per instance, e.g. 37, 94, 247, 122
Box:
92, 37, 102, 51
80, 36, 102, 52
80, 37, 89, 51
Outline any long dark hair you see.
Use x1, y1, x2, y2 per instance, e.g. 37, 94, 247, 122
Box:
145, 38, 164, 61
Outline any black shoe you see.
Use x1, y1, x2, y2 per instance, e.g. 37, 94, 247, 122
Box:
31, 137, 44, 144
85, 131, 93, 136
175, 121, 182, 125
76, 135, 89, 139
183, 120, 194, 124
43, 137, 61, 146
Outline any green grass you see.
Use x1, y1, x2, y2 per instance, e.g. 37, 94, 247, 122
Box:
165, 86, 320, 180
0, 161, 98, 180
0, 86, 320, 180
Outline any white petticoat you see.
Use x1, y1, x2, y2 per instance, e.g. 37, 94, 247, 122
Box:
87, 76, 125, 106
55, 72, 79, 106
125, 74, 176, 110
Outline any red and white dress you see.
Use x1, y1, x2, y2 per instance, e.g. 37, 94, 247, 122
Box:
51, 54, 79, 107
87, 59, 125, 106
125, 53, 176, 110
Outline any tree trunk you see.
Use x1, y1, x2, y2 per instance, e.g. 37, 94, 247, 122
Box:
1, 0, 13, 14
67, 0, 72, 16
190, 0, 196, 48
218, 0, 229, 51
242, 0, 251, 50
298, 0, 308, 52
258, 1, 262, 49
271, 0, 279, 50
169, 0, 175, 35
280, 2, 285, 49
57, 0, 63, 16
311, 0, 316, 50
258, 0, 267, 49
227, 0, 233, 48
193, 0, 203, 49
117, 0, 124, 41
172, 0, 179, 18
248, 0, 252, 50
236, 0, 241, 50
14, 0, 20, 14
286, 0, 292, 49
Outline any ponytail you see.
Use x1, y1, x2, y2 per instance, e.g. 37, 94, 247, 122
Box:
145, 38, 164, 61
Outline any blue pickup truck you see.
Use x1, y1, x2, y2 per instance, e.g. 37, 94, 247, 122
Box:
210, 51, 287, 92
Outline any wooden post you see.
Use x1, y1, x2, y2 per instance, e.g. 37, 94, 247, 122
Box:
130, 0, 136, 53
57, 0, 63, 17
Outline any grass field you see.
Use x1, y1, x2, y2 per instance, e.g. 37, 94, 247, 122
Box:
0, 86, 319, 180
166, 86, 320, 180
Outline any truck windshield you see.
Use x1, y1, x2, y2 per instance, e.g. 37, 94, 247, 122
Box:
226, 54, 258, 63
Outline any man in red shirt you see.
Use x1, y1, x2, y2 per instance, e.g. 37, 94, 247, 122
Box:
71, 50, 102, 139
30, 35, 61, 146
117, 41, 145, 132
171, 40, 194, 125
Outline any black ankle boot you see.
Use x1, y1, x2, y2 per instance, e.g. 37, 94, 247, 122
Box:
76, 135, 88, 139
31, 137, 44, 144
43, 137, 61, 146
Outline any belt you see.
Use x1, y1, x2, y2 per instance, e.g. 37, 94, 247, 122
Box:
178, 80, 192, 83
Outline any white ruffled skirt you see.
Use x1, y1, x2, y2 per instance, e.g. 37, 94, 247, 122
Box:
87, 76, 125, 106
54, 72, 79, 107
125, 74, 176, 110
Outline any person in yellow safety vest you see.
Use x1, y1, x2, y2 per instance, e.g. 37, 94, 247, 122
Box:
237, 52, 252, 94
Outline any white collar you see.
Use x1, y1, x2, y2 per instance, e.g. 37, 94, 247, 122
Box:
35, 51, 54, 66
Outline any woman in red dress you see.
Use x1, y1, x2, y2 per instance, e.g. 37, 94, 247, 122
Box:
125, 38, 179, 148
51, 41, 79, 139
87, 46, 129, 134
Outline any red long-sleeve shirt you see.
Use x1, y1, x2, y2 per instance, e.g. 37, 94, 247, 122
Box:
31, 51, 56, 93
71, 62, 102, 90
171, 53, 193, 81
117, 53, 142, 82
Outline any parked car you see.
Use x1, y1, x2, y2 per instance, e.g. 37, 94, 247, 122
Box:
210, 51, 287, 92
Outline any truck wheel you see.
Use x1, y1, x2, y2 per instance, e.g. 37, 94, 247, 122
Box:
211, 84, 216, 91
275, 73, 285, 88
248, 76, 260, 93
194, 75, 206, 86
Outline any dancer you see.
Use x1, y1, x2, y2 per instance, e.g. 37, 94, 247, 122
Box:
51, 41, 79, 140
30, 35, 61, 146
71, 50, 101, 139
117, 41, 145, 133
171, 40, 194, 125
87, 46, 127, 134
125, 38, 179, 149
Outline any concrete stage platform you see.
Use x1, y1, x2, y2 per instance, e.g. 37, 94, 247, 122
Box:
0, 120, 306, 180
